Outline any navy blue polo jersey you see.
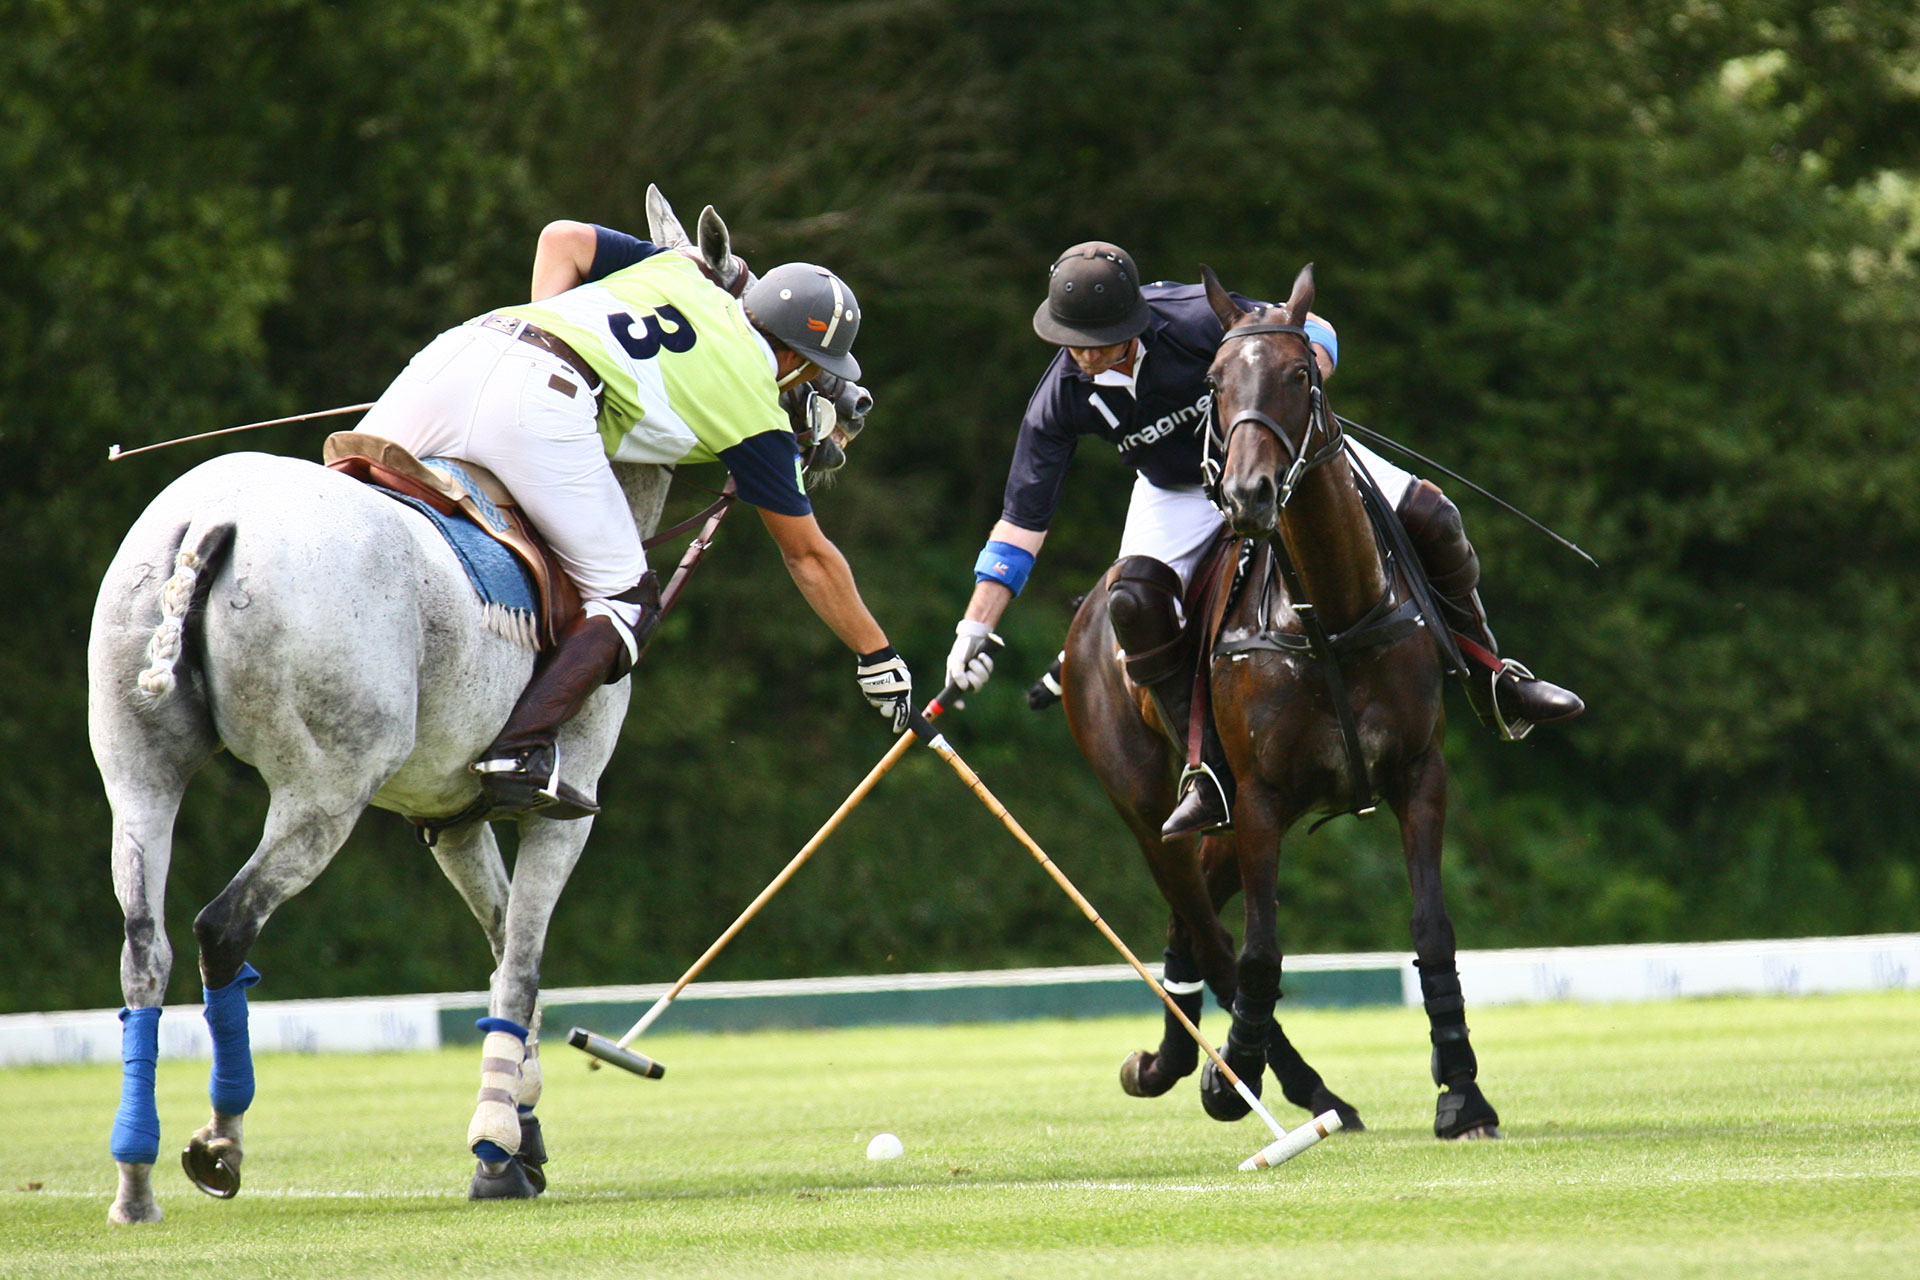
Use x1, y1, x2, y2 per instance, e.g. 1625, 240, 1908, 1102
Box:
999, 282, 1332, 531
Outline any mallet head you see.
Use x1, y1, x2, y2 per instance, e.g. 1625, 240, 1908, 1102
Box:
1240, 1109, 1343, 1171
567, 1027, 666, 1079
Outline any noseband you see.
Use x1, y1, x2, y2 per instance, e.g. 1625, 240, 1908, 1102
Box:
1201, 321, 1344, 517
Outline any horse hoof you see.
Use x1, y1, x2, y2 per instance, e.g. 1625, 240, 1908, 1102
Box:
181, 1135, 241, 1199
1435, 1080, 1502, 1140
1309, 1085, 1365, 1133
518, 1156, 547, 1194
1199, 1059, 1255, 1122
107, 1198, 163, 1225
469, 1157, 541, 1200
1120, 1051, 1184, 1099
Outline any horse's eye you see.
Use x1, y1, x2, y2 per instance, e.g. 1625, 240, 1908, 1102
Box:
1292, 367, 1309, 383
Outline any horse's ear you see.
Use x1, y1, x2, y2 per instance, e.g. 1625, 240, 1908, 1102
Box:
1201, 264, 1246, 330
696, 204, 745, 292
645, 183, 692, 251
1284, 264, 1316, 327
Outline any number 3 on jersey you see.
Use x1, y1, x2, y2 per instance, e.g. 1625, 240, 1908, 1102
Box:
609, 305, 697, 359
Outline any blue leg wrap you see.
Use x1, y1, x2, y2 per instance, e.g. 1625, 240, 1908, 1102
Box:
204, 962, 261, 1115
474, 1140, 514, 1163
110, 1007, 162, 1165
475, 1015, 530, 1041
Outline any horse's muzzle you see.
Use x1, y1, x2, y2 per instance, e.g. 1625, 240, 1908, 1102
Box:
1222, 475, 1278, 537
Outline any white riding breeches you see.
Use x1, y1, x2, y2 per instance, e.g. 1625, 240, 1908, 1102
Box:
1115, 477, 1223, 590
357, 324, 648, 613
1115, 441, 1419, 590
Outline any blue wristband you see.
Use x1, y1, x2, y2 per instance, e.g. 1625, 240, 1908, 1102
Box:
974, 540, 1035, 596
1304, 316, 1338, 371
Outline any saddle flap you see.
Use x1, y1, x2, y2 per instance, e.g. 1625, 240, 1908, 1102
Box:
323, 432, 581, 649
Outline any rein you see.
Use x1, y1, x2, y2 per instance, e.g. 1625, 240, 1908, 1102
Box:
1204, 316, 1394, 824
642, 488, 734, 551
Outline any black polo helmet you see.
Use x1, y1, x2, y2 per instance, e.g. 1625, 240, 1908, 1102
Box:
1032, 241, 1151, 347
744, 262, 862, 380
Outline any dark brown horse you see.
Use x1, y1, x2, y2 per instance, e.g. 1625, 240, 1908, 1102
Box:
1061, 264, 1499, 1140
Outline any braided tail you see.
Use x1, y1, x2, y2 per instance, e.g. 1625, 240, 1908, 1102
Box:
137, 519, 233, 701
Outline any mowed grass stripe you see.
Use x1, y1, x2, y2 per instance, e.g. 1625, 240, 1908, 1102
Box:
2, 992, 1916, 1279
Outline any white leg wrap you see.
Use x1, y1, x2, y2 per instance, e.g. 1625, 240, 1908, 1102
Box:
466, 1030, 524, 1155
518, 1045, 543, 1111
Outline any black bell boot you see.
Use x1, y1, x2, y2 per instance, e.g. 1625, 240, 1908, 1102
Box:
1398, 481, 1583, 740
472, 576, 660, 819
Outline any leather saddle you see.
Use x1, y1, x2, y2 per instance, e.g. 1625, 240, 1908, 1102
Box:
322, 431, 581, 650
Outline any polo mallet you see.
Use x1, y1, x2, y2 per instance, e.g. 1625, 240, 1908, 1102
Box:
906, 719, 1342, 1171
570, 653, 997, 1077
107, 402, 376, 461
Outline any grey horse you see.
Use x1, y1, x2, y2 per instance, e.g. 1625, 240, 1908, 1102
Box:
88, 190, 753, 1222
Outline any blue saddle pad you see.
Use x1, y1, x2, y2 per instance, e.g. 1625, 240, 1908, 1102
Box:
381, 491, 538, 619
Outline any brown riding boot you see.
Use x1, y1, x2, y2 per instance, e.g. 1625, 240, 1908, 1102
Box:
1105, 557, 1233, 840
1397, 481, 1583, 739
472, 574, 661, 819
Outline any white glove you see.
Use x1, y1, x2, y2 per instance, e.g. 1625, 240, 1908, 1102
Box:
855, 646, 914, 734
946, 620, 997, 693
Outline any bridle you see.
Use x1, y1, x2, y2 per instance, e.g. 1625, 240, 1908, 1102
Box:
783, 376, 868, 476
1200, 320, 1344, 517
1199, 315, 1387, 823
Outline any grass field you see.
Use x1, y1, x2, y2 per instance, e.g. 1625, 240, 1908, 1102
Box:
2, 992, 1917, 1278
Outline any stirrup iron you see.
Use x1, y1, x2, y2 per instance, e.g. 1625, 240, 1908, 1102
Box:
1488, 658, 1536, 742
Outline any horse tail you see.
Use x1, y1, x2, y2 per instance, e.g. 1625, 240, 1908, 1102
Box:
136, 517, 234, 702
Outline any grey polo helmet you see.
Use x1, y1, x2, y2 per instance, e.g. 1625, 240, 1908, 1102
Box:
1032, 241, 1151, 347
744, 263, 862, 380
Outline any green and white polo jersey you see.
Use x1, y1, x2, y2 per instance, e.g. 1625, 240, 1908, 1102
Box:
493, 252, 790, 465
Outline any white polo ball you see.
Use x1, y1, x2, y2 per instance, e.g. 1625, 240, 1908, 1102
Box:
865, 1132, 904, 1160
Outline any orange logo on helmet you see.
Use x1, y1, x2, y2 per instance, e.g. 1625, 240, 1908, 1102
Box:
806, 317, 830, 332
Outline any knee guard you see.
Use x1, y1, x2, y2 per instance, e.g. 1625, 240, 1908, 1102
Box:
1397, 480, 1481, 602
584, 571, 663, 683
1106, 556, 1188, 687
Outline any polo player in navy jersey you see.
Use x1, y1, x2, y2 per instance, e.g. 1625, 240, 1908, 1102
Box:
947, 242, 1582, 841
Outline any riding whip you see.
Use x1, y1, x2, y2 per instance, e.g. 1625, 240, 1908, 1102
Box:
1335, 415, 1598, 568
570, 651, 999, 1077
106, 403, 376, 461
906, 718, 1341, 1170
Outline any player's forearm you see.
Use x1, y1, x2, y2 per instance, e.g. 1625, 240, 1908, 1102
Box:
786, 542, 888, 654
962, 521, 1046, 627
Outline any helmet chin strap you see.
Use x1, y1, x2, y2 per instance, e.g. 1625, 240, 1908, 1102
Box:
776, 363, 814, 390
